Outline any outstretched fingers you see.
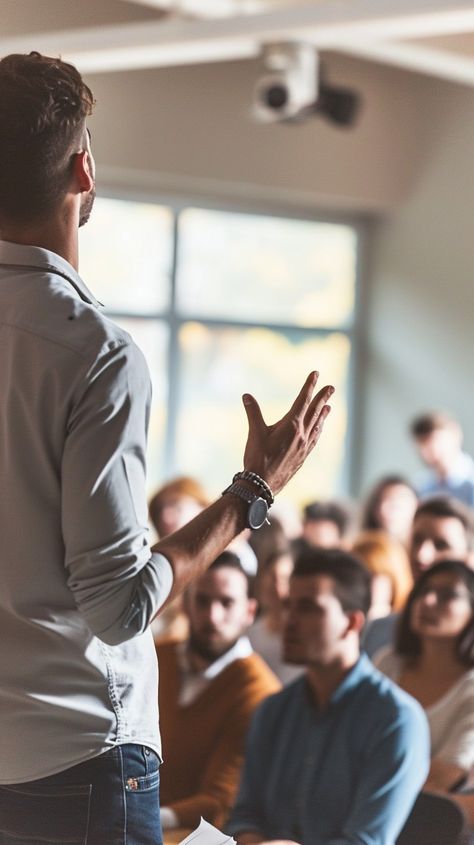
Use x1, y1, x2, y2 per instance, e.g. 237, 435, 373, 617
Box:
308, 403, 332, 446
288, 371, 320, 419
303, 384, 334, 431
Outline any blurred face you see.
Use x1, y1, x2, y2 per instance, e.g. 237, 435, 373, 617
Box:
410, 513, 468, 579
375, 484, 418, 542
303, 520, 341, 549
155, 494, 203, 538
283, 574, 352, 666
258, 553, 294, 613
416, 426, 461, 475
410, 571, 473, 641
186, 567, 256, 663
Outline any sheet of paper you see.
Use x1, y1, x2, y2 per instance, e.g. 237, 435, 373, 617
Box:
179, 818, 236, 845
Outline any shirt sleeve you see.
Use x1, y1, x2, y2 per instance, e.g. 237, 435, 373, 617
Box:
323, 695, 431, 845
431, 680, 474, 770
61, 337, 173, 646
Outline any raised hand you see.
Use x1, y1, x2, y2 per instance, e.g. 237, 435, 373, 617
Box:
241, 370, 334, 495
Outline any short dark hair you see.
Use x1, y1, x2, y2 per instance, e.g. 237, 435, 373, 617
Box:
0, 52, 94, 223
410, 411, 456, 438
303, 501, 351, 538
292, 547, 371, 616
362, 474, 417, 532
414, 496, 474, 549
208, 551, 255, 598
396, 560, 474, 666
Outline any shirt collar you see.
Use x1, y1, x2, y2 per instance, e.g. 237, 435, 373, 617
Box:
330, 653, 372, 705
0, 240, 103, 308
302, 653, 372, 711
178, 635, 253, 681
447, 452, 474, 484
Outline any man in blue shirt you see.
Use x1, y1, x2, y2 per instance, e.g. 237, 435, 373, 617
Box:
411, 411, 474, 508
229, 548, 430, 845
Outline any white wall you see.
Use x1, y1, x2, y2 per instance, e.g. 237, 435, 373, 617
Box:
359, 78, 474, 493
86, 55, 474, 495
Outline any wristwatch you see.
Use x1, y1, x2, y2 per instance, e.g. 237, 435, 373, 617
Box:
222, 481, 270, 529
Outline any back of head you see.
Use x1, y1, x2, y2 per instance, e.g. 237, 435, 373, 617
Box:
0, 52, 94, 224
293, 546, 371, 616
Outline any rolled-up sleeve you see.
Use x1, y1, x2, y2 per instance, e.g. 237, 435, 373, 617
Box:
61, 337, 173, 645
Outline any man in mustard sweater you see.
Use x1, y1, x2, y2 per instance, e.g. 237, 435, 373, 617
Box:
157, 552, 280, 831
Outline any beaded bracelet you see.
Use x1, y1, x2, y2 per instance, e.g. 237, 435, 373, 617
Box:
233, 470, 274, 506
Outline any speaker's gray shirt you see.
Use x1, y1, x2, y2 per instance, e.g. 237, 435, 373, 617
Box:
0, 240, 173, 783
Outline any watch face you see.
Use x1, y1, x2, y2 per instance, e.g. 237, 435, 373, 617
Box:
248, 497, 268, 530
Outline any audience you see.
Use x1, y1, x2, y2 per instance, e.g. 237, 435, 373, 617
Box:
361, 474, 418, 546
228, 548, 429, 845
352, 530, 413, 619
411, 411, 474, 508
293, 500, 352, 555
249, 548, 303, 684
364, 495, 473, 658
375, 560, 474, 791
157, 552, 280, 831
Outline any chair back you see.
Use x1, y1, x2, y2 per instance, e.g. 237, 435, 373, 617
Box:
396, 791, 468, 845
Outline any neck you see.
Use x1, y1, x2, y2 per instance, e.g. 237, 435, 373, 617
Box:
419, 637, 464, 672
306, 647, 359, 710
1, 203, 79, 270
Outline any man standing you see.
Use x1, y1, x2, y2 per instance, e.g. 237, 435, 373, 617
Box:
411, 411, 474, 508
158, 552, 280, 831
229, 549, 430, 845
0, 52, 333, 845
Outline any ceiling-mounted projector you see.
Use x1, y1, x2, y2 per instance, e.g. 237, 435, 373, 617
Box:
253, 42, 361, 127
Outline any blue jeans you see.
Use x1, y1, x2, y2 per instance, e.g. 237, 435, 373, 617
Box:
0, 744, 163, 845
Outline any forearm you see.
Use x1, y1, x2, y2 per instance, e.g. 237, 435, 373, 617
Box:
153, 493, 248, 607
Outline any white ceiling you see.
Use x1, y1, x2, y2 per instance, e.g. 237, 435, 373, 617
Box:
2, 0, 474, 85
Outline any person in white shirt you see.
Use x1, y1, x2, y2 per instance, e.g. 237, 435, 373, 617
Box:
375, 559, 474, 791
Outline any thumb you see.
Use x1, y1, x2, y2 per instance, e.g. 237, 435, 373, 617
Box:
242, 393, 266, 432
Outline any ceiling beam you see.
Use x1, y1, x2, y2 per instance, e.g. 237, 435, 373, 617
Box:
2, 0, 474, 76
340, 38, 474, 87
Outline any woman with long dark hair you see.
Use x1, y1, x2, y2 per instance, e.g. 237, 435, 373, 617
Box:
376, 560, 474, 790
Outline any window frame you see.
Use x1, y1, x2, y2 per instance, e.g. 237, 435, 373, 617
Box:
89, 186, 369, 497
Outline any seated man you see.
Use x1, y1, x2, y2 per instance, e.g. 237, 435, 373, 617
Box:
292, 500, 352, 556
157, 551, 280, 831
363, 495, 474, 658
229, 548, 430, 845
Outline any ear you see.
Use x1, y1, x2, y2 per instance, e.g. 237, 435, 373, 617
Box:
72, 150, 94, 193
246, 597, 258, 626
344, 609, 366, 637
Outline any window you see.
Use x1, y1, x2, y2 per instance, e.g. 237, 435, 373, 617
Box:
79, 198, 360, 505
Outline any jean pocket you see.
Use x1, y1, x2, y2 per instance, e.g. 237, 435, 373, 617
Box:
124, 769, 160, 794
0, 781, 91, 845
